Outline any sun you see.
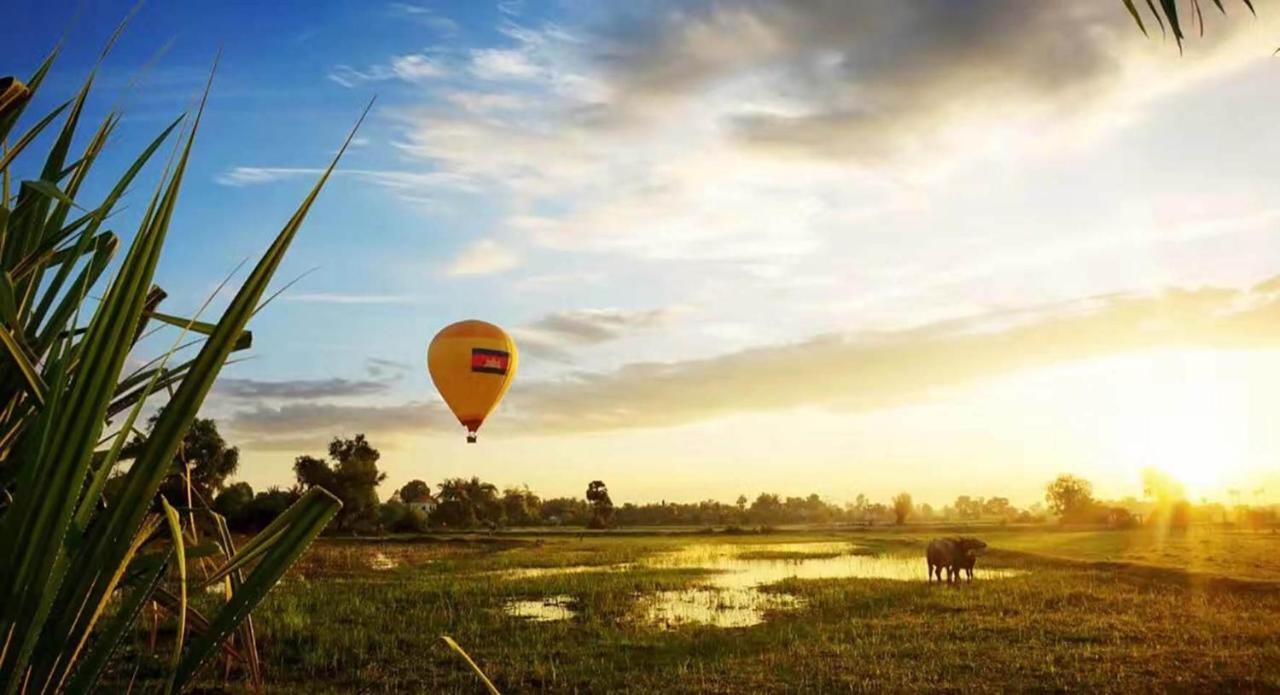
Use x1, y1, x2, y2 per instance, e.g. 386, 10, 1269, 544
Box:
1109, 352, 1252, 500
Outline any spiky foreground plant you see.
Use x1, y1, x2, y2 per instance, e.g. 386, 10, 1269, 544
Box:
0, 41, 362, 693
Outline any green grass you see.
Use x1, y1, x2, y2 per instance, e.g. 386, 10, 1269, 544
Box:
120, 527, 1280, 693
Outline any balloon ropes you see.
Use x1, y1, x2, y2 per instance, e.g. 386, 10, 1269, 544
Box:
427, 320, 518, 443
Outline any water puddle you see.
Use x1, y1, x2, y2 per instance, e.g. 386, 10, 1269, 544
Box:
504, 595, 577, 622
504, 541, 1021, 629
642, 587, 802, 628
501, 563, 634, 579
369, 552, 398, 571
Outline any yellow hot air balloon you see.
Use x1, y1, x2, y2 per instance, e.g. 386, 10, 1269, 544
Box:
428, 320, 518, 442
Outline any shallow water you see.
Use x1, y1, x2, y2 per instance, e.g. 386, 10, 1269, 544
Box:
501, 563, 634, 579
369, 552, 398, 571
504, 595, 577, 622
504, 541, 1021, 628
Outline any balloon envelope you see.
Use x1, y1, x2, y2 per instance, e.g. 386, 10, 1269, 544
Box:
427, 320, 518, 442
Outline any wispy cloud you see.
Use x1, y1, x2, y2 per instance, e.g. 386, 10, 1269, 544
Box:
217, 377, 392, 399
216, 355, 413, 401
514, 307, 681, 360
214, 167, 473, 198
364, 357, 413, 380
446, 238, 520, 276
228, 401, 447, 443
388, 2, 460, 35
469, 48, 542, 80
284, 293, 415, 305
328, 52, 448, 88
231, 278, 1280, 442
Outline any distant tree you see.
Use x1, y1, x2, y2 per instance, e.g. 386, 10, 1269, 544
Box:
1045, 474, 1096, 522
891, 492, 913, 525
736, 495, 748, 512
502, 485, 542, 526
213, 482, 254, 524
398, 479, 433, 504
919, 502, 935, 520
127, 415, 240, 507
982, 496, 1012, 518
379, 499, 428, 533
433, 477, 501, 528
294, 434, 386, 533
540, 497, 590, 526
586, 480, 615, 529
238, 487, 301, 531
953, 495, 983, 520
749, 493, 783, 525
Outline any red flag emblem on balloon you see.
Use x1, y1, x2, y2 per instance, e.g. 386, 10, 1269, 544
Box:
471, 348, 510, 375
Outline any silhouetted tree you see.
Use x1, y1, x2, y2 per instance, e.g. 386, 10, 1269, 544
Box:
1045, 474, 1096, 522
586, 480, 615, 529
294, 434, 386, 533
540, 497, 590, 526
213, 482, 254, 524
502, 486, 542, 526
229, 486, 301, 532
398, 479, 433, 503
982, 496, 1012, 519
892, 492, 913, 525
432, 477, 501, 528
126, 415, 240, 508
749, 493, 783, 525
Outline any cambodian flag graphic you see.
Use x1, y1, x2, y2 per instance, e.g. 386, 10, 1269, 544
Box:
470, 348, 510, 375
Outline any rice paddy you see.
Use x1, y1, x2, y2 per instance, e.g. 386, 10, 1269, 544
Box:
161, 527, 1280, 692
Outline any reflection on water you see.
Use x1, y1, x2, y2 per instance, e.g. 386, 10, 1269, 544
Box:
369, 552, 398, 571
504, 595, 577, 622
501, 563, 634, 579
504, 541, 1022, 629
642, 588, 801, 628
653, 543, 926, 584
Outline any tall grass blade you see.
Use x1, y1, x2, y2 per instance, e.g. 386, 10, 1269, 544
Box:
159, 497, 186, 694
174, 488, 339, 687
441, 636, 502, 695
62, 548, 171, 695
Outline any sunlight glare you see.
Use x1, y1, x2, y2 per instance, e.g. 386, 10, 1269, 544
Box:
1110, 352, 1251, 499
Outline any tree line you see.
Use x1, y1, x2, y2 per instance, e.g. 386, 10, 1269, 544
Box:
122, 420, 1278, 535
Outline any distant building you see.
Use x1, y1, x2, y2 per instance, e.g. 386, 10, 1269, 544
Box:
407, 497, 437, 516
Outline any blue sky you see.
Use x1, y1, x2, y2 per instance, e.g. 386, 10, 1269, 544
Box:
8, 1, 1280, 506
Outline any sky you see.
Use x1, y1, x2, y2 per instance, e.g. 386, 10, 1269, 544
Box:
6, 1, 1280, 507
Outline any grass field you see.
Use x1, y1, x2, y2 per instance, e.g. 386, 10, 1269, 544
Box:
163, 526, 1280, 692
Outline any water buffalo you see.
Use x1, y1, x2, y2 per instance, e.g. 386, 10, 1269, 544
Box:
926, 536, 988, 584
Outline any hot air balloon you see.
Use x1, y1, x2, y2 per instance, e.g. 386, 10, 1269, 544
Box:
427, 320, 518, 442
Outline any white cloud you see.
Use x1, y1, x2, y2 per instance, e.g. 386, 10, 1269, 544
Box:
329, 53, 448, 88
391, 54, 447, 81
444, 90, 529, 114
215, 167, 475, 201
469, 48, 542, 80
446, 238, 521, 276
